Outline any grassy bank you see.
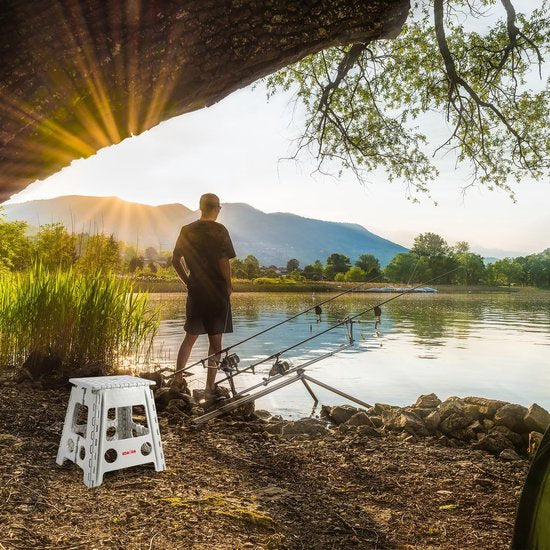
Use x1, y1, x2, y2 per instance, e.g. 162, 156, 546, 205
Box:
0, 266, 159, 373
132, 278, 536, 294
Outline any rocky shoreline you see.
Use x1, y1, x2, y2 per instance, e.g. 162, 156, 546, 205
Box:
152, 378, 548, 462
0, 379, 538, 549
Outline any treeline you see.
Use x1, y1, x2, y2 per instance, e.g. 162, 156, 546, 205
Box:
0, 216, 173, 275
1, 214, 548, 288
231, 232, 550, 288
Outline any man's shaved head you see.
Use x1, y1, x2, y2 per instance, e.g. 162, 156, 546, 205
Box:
199, 193, 221, 213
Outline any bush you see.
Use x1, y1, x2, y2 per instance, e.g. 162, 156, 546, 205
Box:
0, 265, 159, 373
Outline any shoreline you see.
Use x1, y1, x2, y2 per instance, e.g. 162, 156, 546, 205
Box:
134, 279, 540, 294
0, 382, 538, 549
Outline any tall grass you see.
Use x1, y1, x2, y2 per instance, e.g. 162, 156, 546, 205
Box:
0, 265, 159, 373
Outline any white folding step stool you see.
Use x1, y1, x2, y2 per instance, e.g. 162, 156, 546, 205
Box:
56, 375, 166, 487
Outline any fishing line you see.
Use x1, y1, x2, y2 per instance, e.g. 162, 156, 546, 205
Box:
170, 273, 385, 378
215, 266, 461, 387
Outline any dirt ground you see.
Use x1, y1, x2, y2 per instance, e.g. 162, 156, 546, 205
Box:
0, 385, 528, 549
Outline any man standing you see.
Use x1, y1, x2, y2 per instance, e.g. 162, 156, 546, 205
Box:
171, 193, 236, 402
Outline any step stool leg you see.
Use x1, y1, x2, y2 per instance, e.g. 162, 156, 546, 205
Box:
84, 390, 105, 488
56, 386, 83, 466
144, 388, 165, 472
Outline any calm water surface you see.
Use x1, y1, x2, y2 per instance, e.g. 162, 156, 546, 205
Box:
145, 291, 550, 418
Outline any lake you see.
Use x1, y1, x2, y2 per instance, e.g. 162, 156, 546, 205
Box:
145, 291, 550, 418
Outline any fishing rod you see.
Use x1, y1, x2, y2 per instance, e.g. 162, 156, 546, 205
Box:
214, 266, 461, 387
169, 273, 385, 378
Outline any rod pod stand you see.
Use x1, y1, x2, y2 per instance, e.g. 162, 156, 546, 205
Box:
193, 338, 369, 426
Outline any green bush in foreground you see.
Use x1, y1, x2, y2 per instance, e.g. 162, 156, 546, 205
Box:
0, 265, 159, 373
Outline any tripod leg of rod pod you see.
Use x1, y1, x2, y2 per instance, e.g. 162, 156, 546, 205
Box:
300, 377, 319, 405
301, 375, 371, 409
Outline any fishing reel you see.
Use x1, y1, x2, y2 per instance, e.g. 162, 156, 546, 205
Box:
374, 305, 382, 339
314, 305, 322, 322
219, 353, 240, 374
268, 358, 293, 377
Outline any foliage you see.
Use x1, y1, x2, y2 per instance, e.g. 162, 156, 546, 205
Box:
344, 266, 367, 282
355, 254, 381, 279
77, 234, 121, 273
454, 252, 486, 285
384, 253, 432, 283
128, 256, 145, 273
303, 260, 324, 281
0, 213, 32, 271
253, 277, 298, 285
266, 2, 550, 197
323, 253, 351, 280
286, 258, 300, 273
412, 233, 450, 258
491, 257, 526, 286
35, 223, 77, 270
286, 269, 306, 282
231, 255, 261, 279
0, 265, 159, 371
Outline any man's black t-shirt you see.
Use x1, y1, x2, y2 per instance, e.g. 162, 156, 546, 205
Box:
173, 220, 236, 298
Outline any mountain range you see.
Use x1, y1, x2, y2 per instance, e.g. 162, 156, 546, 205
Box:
3, 195, 408, 266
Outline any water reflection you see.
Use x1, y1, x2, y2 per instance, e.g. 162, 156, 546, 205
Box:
146, 292, 550, 417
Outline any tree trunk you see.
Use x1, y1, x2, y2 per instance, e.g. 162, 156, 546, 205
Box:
0, 0, 409, 200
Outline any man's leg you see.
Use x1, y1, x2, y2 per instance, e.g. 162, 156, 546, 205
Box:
174, 332, 199, 384
205, 333, 223, 392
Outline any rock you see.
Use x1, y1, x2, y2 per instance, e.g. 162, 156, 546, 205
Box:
448, 427, 476, 441
13, 369, 32, 384
528, 431, 544, 457
382, 410, 429, 436
254, 409, 273, 420
140, 371, 164, 389
22, 351, 62, 379
372, 403, 396, 415
155, 387, 189, 412
367, 415, 383, 428
464, 397, 509, 418
281, 418, 329, 436
437, 435, 457, 448
462, 404, 481, 422
474, 433, 515, 455
264, 421, 286, 435
490, 425, 523, 447
165, 397, 192, 417
320, 405, 332, 419
424, 410, 441, 432
414, 393, 441, 409
499, 448, 522, 461
483, 418, 495, 430
468, 420, 486, 434
346, 411, 373, 427
523, 403, 550, 433
438, 398, 465, 421
192, 389, 205, 402
230, 400, 255, 420
439, 413, 470, 435
356, 425, 382, 438
494, 403, 529, 433
327, 405, 360, 425
71, 362, 108, 378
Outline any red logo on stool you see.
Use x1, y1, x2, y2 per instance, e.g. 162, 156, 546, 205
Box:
122, 449, 137, 456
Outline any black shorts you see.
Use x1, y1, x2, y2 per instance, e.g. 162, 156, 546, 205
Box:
184, 288, 233, 335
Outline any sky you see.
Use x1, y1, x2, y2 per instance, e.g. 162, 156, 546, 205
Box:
7, 3, 549, 257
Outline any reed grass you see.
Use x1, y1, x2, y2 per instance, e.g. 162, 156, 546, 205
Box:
0, 265, 159, 373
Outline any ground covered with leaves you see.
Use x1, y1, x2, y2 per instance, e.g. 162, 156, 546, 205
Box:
0, 384, 529, 549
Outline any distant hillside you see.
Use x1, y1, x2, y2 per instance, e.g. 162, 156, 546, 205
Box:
3, 196, 407, 266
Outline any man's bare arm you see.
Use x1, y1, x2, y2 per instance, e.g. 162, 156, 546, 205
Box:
219, 257, 232, 296
172, 253, 190, 286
